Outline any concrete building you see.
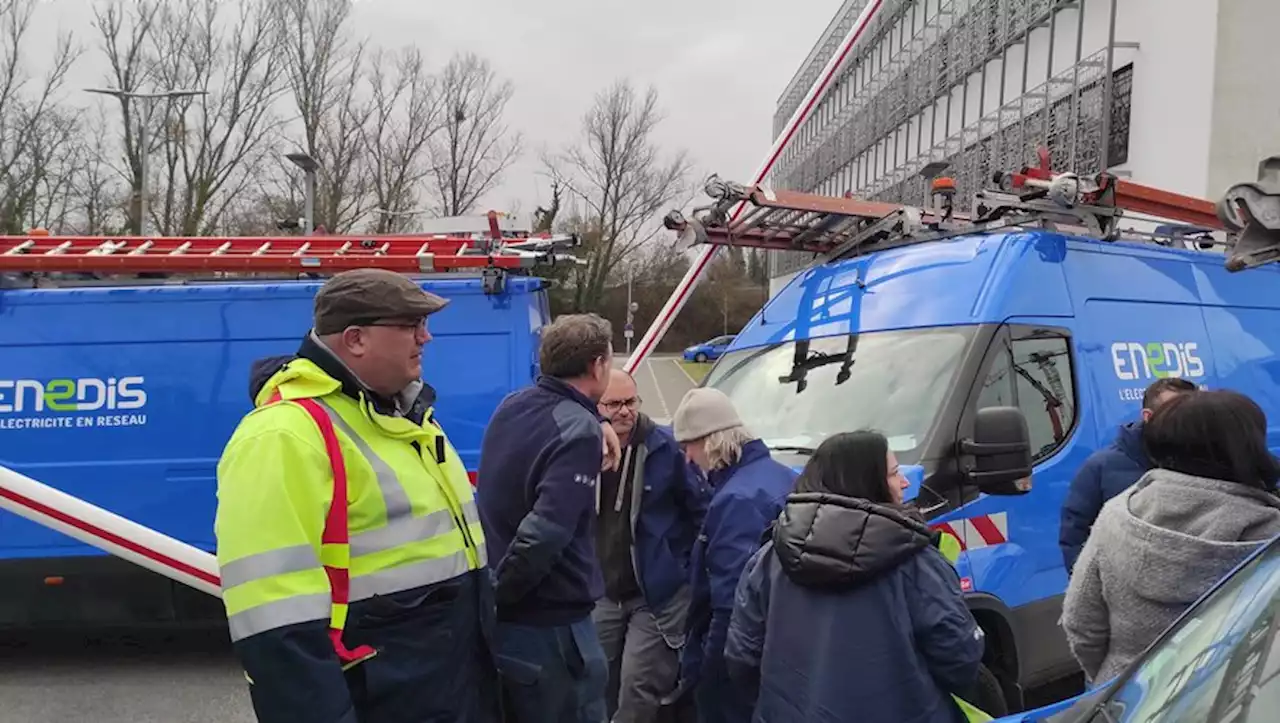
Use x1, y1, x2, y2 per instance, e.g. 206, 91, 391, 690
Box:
767, 0, 1280, 296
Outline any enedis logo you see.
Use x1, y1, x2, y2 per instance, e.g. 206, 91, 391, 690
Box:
1111, 342, 1206, 402
1110, 342, 1205, 380
0, 377, 147, 430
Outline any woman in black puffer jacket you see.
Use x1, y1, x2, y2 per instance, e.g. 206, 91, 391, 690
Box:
723, 430, 985, 723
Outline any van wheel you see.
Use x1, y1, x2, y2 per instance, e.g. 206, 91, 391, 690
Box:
973, 664, 1009, 717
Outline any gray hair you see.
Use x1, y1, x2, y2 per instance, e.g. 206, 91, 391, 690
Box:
703, 425, 755, 470
540, 313, 613, 379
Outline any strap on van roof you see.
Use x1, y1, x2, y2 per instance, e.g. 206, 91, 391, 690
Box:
663, 148, 1280, 273
0, 212, 584, 294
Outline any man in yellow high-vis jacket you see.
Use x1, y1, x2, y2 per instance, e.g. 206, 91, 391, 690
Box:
215, 269, 500, 723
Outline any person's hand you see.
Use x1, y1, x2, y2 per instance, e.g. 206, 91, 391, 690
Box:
601, 422, 620, 472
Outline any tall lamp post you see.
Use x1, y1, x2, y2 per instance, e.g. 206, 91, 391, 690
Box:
86, 87, 207, 236
286, 152, 319, 236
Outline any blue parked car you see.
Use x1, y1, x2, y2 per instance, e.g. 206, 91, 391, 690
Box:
995, 532, 1280, 722
683, 334, 736, 362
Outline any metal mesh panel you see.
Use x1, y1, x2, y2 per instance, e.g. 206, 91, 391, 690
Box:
768, 0, 1134, 278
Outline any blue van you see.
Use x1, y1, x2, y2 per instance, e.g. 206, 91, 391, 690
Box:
697, 228, 1280, 715
0, 273, 551, 627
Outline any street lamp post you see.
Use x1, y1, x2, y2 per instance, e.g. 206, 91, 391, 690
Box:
625, 269, 638, 356
86, 87, 207, 236
286, 152, 319, 236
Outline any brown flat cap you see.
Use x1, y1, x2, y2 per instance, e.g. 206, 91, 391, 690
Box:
313, 268, 449, 335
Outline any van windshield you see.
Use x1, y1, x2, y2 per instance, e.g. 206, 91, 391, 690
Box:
702, 326, 978, 464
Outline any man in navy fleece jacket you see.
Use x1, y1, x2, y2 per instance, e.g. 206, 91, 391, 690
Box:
477, 312, 617, 723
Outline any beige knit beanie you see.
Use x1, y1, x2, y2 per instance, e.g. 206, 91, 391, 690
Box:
672, 387, 743, 443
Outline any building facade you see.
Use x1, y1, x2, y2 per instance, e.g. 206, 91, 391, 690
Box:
767, 0, 1280, 295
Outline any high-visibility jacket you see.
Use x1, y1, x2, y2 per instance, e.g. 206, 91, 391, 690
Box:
937, 528, 963, 566
932, 528, 994, 723
215, 357, 486, 659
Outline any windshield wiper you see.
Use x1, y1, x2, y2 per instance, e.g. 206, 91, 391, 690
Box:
768, 445, 816, 456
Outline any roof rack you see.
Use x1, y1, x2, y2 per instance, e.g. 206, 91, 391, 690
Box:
662, 148, 1280, 272
0, 211, 583, 294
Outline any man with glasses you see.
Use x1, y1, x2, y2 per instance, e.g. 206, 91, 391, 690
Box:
594, 369, 709, 723
216, 268, 500, 723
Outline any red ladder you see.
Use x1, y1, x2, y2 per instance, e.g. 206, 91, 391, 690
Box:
0, 220, 580, 276
0, 208, 580, 275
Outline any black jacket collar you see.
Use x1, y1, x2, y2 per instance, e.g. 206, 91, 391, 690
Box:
296, 332, 437, 423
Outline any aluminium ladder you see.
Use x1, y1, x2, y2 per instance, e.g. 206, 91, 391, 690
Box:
662, 148, 1280, 273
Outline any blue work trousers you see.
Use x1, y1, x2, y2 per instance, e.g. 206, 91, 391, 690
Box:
493, 616, 608, 723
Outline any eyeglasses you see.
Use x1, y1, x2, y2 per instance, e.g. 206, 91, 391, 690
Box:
600, 396, 641, 413
355, 318, 428, 332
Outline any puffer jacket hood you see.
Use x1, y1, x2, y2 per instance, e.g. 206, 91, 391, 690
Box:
773, 492, 935, 590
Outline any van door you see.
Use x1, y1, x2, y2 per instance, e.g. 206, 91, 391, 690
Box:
960, 320, 1090, 685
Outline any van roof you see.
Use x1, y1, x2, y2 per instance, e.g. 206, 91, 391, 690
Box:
737, 229, 1280, 350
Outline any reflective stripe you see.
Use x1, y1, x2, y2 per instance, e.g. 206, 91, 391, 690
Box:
350, 549, 472, 600
227, 592, 331, 642
316, 399, 413, 522
220, 544, 322, 590
319, 399, 481, 558
351, 508, 453, 556
458, 499, 479, 524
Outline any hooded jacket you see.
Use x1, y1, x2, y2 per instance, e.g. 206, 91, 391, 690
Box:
1063, 468, 1280, 685
724, 493, 985, 723
1060, 421, 1150, 574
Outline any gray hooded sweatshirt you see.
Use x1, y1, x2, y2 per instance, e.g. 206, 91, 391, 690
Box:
1061, 468, 1280, 685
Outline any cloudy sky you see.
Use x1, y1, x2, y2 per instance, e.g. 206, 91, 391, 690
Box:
23, 0, 844, 218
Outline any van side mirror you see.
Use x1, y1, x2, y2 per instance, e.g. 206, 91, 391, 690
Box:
960, 406, 1033, 496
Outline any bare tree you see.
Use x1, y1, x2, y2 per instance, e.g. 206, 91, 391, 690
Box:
72, 104, 128, 234
275, 0, 372, 233
16, 107, 84, 233
145, 0, 286, 235
548, 80, 692, 312
0, 0, 84, 233
90, 0, 163, 233
363, 46, 441, 233
427, 52, 521, 217
532, 179, 563, 233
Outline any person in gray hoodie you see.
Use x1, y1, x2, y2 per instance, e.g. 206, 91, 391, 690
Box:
1062, 389, 1280, 687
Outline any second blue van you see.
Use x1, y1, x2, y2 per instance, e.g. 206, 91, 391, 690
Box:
697, 228, 1280, 716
